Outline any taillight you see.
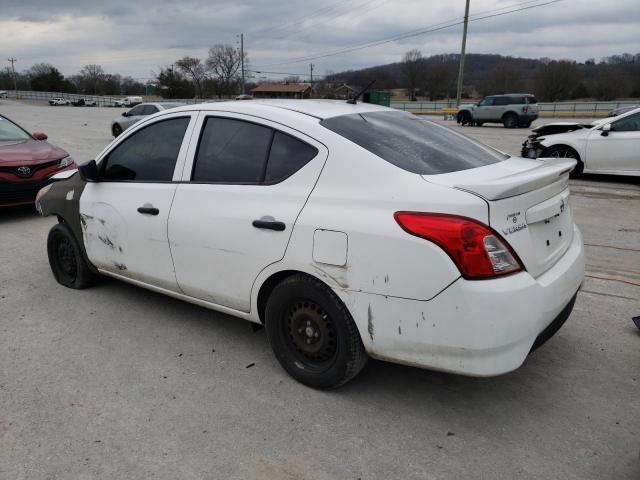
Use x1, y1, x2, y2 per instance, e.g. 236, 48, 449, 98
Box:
394, 212, 523, 280
523, 106, 529, 113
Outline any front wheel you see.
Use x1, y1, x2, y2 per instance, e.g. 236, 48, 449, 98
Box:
265, 274, 367, 389
47, 223, 98, 289
543, 146, 583, 178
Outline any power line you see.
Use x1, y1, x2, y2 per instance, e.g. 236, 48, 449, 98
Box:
254, 0, 563, 68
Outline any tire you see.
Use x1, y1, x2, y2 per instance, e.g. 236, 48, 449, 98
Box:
265, 274, 367, 389
503, 113, 518, 129
47, 223, 98, 289
112, 123, 123, 137
475, 121, 483, 127
543, 146, 583, 178
457, 110, 471, 126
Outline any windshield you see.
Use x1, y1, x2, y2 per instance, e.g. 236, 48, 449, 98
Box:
0, 116, 32, 141
320, 111, 505, 175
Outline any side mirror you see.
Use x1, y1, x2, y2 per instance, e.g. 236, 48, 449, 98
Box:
122, 111, 129, 117
78, 160, 99, 182
33, 132, 48, 140
601, 124, 611, 137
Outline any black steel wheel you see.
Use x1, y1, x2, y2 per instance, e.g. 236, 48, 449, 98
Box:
47, 223, 98, 289
265, 274, 367, 389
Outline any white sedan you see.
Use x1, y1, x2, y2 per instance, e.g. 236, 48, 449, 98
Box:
37, 100, 584, 388
523, 107, 640, 176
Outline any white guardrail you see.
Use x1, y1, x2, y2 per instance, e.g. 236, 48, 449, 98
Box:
2, 90, 638, 116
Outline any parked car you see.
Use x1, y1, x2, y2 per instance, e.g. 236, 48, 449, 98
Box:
235, 94, 253, 100
0, 114, 76, 207
111, 102, 185, 137
49, 97, 70, 106
114, 96, 143, 108
37, 100, 584, 389
72, 98, 97, 107
521, 107, 640, 176
0, 91, 8, 98
608, 105, 638, 117
457, 94, 539, 128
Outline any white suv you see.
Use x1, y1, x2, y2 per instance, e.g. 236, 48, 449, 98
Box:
37, 100, 584, 388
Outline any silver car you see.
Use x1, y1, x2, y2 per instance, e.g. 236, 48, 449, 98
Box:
111, 102, 185, 137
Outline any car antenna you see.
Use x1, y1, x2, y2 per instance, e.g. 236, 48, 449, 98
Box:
347, 79, 376, 105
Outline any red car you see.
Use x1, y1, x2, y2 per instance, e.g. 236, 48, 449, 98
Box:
0, 114, 77, 208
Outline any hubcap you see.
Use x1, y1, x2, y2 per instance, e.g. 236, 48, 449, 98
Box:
285, 300, 337, 364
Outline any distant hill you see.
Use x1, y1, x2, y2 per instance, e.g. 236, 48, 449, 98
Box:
325, 53, 640, 101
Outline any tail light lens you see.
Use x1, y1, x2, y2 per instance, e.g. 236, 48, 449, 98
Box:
523, 106, 529, 113
394, 212, 523, 279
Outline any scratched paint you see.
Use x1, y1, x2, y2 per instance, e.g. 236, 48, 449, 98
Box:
367, 305, 374, 342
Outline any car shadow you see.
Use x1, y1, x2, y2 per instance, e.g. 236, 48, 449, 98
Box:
88, 276, 578, 411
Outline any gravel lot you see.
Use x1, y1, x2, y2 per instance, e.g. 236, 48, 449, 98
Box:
1, 99, 639, 480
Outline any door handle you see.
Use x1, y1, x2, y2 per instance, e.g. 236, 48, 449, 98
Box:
137, 206, 159, 216
252, 219, 286, 231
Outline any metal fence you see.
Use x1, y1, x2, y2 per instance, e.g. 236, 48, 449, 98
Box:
2, 90, 638, 117
2, 90, 227, 107
391, 100, 639, 117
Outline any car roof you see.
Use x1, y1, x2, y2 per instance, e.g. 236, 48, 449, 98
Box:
164, 99, 393, 120
490, 93, 535, 97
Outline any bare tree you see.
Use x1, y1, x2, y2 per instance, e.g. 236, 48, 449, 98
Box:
402, 50, 425, 101
534, 60, 580, 101
206, 45, 245, 98
80, 64, 105, 94
176, 56, 207, 98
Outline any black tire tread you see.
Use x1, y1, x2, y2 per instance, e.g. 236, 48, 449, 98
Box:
265, 273, 367, 389
47, 223, 98, 289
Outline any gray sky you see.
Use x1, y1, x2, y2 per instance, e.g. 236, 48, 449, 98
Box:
2, 0, 639, 81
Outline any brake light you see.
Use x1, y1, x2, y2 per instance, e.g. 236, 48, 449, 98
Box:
523, 106, 529, 113
394, 212, 523, 279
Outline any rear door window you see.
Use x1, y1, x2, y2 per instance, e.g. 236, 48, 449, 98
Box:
508, 96, 526, 104
265, 132, 318, 183
193, 117, 318, 184
192, 117, 273, 183
320, 111, 505, 175
493, 97, 510, 106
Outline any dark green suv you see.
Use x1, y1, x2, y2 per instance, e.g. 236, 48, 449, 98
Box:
457, 94, 539, 128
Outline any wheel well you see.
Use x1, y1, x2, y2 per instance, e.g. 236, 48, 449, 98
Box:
502, 111, 518, 119
256, 270, 301, 324
542, 144, 581, 161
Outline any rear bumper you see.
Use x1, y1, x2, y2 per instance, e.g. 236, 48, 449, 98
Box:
337, 225, 585, 376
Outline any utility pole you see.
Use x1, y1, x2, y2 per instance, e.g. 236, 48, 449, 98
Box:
455, 0, 470, 107
239, 33, 245, 95
310, 63, 314, 98
8, 57, 17, 92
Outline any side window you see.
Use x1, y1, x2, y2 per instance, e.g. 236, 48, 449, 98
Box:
101, 117, 189, 182
508, 96, 525, 105
265, 132, 318, 183
142, 105, 158, 115
493, 97, 510, 106
128, 105, 145, 116
479, 97, 493, 106
612, 113, 640, 132
527, 96, 538, 104
193, 117, 273, 183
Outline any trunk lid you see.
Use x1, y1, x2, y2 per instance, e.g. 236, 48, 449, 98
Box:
423, 157, 576, 278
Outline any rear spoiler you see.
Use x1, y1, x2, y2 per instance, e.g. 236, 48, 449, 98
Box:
445, 158, 576, 201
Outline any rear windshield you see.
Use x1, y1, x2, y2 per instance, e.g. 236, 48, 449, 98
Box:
320, 111, 505, 175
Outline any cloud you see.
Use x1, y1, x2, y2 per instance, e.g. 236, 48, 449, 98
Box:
1, 0, 638, 79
